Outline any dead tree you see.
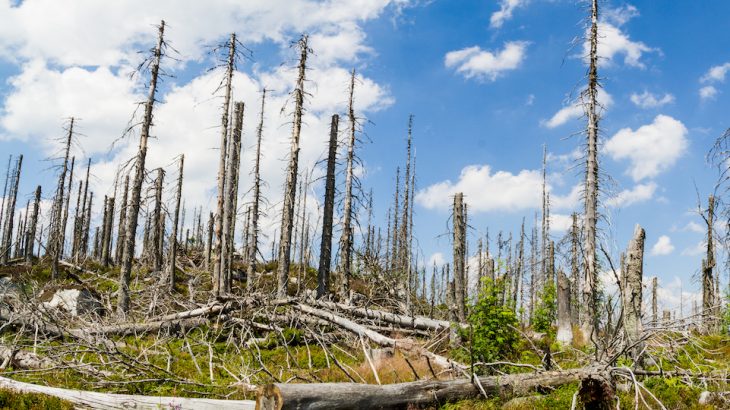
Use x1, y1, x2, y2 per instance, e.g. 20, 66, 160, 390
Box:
24, 186, 41, 261
59, 156, 75, 257
651, 276, 658, 326
246, 90, 267, 292
1, 155, 22, 265
115, 174, 129, 264
337, 69, 358, 299
73, 159, 91, 262
50, 119, 74, 279
702, 195, 716, 332
452, 192, 466, 322
167, 155, 184, 291
570, 212, 580, 326
582, 0, 601, 338
81, 191, 93, 259
150, 168, 165, 272
118, 20, 166, 316
213, 33, 238, 296
622, 224, 645, 360
221, 102, 245, 292
205, 212, 213, 270
317, 114, 339, 298
276, 35, 309, 298
101, 196, 115, 267
400, 115, 414, 294
557, 269, 572, 344
0, 155, 10, 242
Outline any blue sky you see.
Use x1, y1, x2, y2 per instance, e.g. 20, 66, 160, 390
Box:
0, 0, 728, 314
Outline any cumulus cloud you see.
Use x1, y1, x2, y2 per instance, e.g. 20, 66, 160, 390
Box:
444, 41, 528, 81
543, 89, 613, 128
651, 235, 674, 256
606, 182, 657, 208
550, 213, 574, 233
630, 91, 674, 109
415, 164, 579, 213
699, 85, 718, 101
605, 115, 688, 181
489, 0, 527, 29
428, 252, 446, 268
701, 62, 730, 83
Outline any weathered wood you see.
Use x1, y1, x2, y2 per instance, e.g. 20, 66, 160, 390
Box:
0, 376, 255, 410
256, 367, 604, 410
452, 192, 466, 322
247, 90, 267, 292
622, 224, 645, 359
556, 269, 572, 344
312, 299, 457, 332
167, 155, 184, 291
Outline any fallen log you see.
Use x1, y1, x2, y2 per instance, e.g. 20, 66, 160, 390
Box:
0, 376, 256, 410
0, 345, 55, 369
312, 300, 460, 332
256, 366, 612, 409
294, 303, 463, 371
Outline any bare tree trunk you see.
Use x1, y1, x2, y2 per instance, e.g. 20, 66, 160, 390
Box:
59, 156, 75, 257
541, 145, 548, 287
0, 155, 10, 242
247, 90, 267, 292
167, 155, 184, 291
24, 186, 41, 261
221, 102, 244, 293
651, 276, 658, 326
276, 35, 309, 298
391, 168, 400, 274
74, 159, 91, 262
81, 191, 93, 259
205, 212, 213, 270
515, 219, 525, 310
557, 269, 572, 344
115, 174, 129, 264
150, 168, 165, 272
297, 170, 310, 296
452, 192, 466, 322
702, 195, 716, 332
101, 196, 115, 267
118, 21, 165, 316
317, 114, 339, 299
337, 69, 358, 299
50, 119, 74, 278
1, 155, 22, 265
400, 115, 414, 299
622, 224, 645, 360
570, 213, 580, 327
213, 33, 237, 296
582, 0, 600, 338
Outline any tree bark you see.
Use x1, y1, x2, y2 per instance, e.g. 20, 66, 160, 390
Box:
277, 35, 309, 298
221, 102, 244, 293
24, 186, 41, 261
452, 192, 466, 322
167, 155, 184, 291
702, 195, 716, 332
557, 269, 572, 344
247, 90, 267, 292
337, 69, 358, 299
1, 155, 22, 265
117, 21, 165, 316
317, 114, 339, 298
622, 224, 645, 359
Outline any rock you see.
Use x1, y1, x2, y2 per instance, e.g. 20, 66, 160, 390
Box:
40, 287, 104, 317
698, 391, 714, 405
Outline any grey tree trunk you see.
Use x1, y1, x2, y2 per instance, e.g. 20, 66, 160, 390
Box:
213, 33, 237, 297
74, 159, 91, 262
1, 155, 22, 265
115, 175, 129, 264
205, 212, 213, 270
317, 114, 339, 298
582, 0, 600, 339
702, 195, 716, 332
0, 155, 10, 243
276, 35, 309, 298
452, 192, 466, 322
337, 69, 358, 299
400, 115, 413, 292
50, 119, 74, 279
557, 269, 572, 344
167, 155, 184, 291
81, 191, 93, 259
247, 90, 267, 292
622, 224, 645, 360
150, 168, 165, 272
101, 195, 115, 267
25, 185, 41, 261
221, 101, 244, 293
651, 276, 658, 326
570, 213, 580, 326
59, 156, 75, 257
117, 21, 165, 316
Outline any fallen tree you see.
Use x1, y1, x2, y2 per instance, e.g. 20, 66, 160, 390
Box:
312, 299, 459, 332
256, 365, 614, 410
0, 376, 256, 410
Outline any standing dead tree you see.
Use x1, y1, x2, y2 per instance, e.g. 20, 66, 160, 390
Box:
317, 114, 339, 299
24, 185, 41, 262
701, 195, 717, 332
1, 155, 21, 265
277, 35, 310, 298
118, 20, 166, 316
221, 101, 245, 292
246, 90, 267, 292
452, 192, 466, 322
0, 155, 10, 243
49, 119, 75, 279
337, 69, 359, 299
582, 0, 601, 339
213, 33, 237, 297
621, 224, 645, 361
150, 168, 165, 272
167, 155, 184, 291
115, 174, 130, 264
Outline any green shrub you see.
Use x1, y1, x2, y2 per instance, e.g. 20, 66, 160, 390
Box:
462, 278, 519, 364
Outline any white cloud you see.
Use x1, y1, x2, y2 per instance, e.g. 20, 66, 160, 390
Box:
630, 91, 674, 109
681, 241, 705, 257
603, 5, 639, 26
586, 22, 654, 68
550, 213, 573, 233
543, 89, 613, 128
651, 235, 674, 256
428, 252, 445, 268
606, 182, 657, 208
699, 85, 718, 100
701, 62, 730, 83
415, 165, 579, 213
605, 115, 688, 181
682, 221, 704, 234
489, 0, 527, 29
444, 41, 528, 81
